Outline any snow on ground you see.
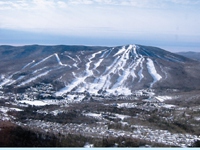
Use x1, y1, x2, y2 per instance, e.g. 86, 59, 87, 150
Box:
146, 58, 162, 88
0, 107, 9, 113
114, 113, 130, 120
113, 46, 126, 56
117, 103, 137, 108
84, 142, 94, 148
138, 57, 144, 82
0, 106, 23, 113
55, 76, 86, 96
194, 117, 200, 121
9, 108, 23, 111
55, 52, 99, 96
18, 70, 51, 87
93, 58, 104, 70
19, 100, 48, 106
22, 60, 35, 69
31, 54, 54, 68
155, 96, 173, 102
84, 112, 130, 121
76, 55, 81, 62
0, 78, 13, 87
66, 55, 77, 62
162, 104, 176, 109
84, 112, 102, 120
32, 67, 48, 74
54, 53, 68, 66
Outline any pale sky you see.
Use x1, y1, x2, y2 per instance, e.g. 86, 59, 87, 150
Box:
0, 0, 200, 52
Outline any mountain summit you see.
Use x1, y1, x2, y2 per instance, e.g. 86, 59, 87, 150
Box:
0, 44, 200, 97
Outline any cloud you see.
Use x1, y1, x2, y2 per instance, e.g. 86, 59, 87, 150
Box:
0, 0, 200, 44
167, 0, 200, 5
1, 0, 199, 11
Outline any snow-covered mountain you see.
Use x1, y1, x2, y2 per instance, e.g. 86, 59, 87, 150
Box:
0, 44, 200, 97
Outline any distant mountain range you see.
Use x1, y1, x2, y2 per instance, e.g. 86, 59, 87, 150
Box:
0, 44, 200, 97
176, 52, 200, 61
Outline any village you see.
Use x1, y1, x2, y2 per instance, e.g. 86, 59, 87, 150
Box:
0, 83, 200, 147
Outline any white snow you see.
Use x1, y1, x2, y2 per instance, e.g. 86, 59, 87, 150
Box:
84, 112, 102, 120
0, 107, 9, 113
146, 58, 162, 88
76, 55, 81, 62
155, 96, 173, 102
32, 53, 69, 68
84, 142, 94, 148
22, 60, 35, 69
18, 70, 51, 86
113, 46, 126, 56
93, 58, 104, 70
31, 54, 54, 68
19, 100, 48, 106
55, 76, 86, 96
138, 57, 144, 82
66, 55, 77, 62
105, 49, 113, 58
100, 49, 109, 58
10, 108, 23, 111
162, 104, 176, 109
54, 53, 68, 66
56, 51, 101, 96
117, 103, 137, 108
132, 45, 139, 58
0, 78, 13, 87
194, 117, 200, 121
0, 106, 23, 113
33, 67, 48, 74
114, 114, 130, 120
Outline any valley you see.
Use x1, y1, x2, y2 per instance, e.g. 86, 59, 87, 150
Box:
0, 44, 200, 147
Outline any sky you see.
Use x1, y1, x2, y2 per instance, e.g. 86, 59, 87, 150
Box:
0, 0, 200, 52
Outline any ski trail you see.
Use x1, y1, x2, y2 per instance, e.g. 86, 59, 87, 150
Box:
55, 51, 101, 96
22, 60, 35, 70
113, 46, 126, 56
78, 46, 131, 95
90, 45, 132, 94
18, 70, 51, 87
31, 53, 70, 68
105, 48, 113, 58
31, 54, 54, 68
112, 55, 141, 89
33, 67, 48, 74
146, 58, 162, 88
66, 55, 77, 62
138, 57, 144, 82
76, 55, 81, 62
93, 58, 104, 70
6, 76, 25, 86
132, 45, 139, 58
0, 72, 19, 87
0, 78, 13, 87
100, 49, 108, 58
154, 60, 168, 80
112, 45, 139, 88
54, 53, 68, 66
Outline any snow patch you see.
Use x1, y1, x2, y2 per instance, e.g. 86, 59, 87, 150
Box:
18, 70, 51, 86
22, 60, 35, 69
146, 58, 162, 88
155, 96, 173, 102
19, 100, 48, 106
84, 112, 102, 120
114, 113, 130, 120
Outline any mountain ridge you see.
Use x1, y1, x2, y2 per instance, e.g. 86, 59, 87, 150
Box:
0, 44, 200, 98
176, 51, 200, 61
